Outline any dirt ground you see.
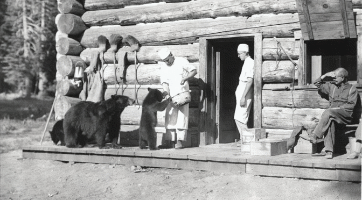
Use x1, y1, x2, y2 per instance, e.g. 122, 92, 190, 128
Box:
0, 149, 360, 200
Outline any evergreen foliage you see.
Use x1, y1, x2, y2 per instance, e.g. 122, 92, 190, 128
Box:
0, 0, 58, 97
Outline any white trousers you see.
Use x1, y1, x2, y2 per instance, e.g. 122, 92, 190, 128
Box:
165, 129, 187, 141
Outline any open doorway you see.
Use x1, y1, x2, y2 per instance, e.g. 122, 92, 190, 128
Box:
208, 37, 254, 143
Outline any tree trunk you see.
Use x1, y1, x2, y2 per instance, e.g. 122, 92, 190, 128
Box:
37, 0, 48, 98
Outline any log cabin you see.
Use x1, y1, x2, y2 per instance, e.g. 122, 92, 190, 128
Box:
54, 0, 362, 150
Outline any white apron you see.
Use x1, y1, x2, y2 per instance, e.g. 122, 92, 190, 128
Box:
161, 57, 196, 130
234, 56, 254, 124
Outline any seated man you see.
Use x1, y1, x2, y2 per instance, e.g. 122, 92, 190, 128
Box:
310, 68, 358, 159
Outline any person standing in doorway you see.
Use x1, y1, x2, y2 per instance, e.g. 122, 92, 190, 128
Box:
158, 48, 197, 149
234, 44, 254, 144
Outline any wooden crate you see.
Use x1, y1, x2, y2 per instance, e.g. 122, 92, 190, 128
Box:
251, 139, 287, 156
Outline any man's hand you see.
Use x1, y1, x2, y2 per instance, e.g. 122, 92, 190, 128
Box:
323, 71, 336, 79
240, 97, 246, 107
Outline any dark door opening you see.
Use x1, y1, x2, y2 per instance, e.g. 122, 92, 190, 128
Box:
209, 38, 254, 143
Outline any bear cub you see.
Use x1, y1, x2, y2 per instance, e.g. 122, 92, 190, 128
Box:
49, 119, 65, 145
139, 88, 170, 150
64, 95, 134, 149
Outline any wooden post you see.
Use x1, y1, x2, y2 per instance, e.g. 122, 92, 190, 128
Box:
198, 38, 208, 146
357, 14, 362, 85
298, 38, 305, 86
302, 0, 313, 40
254, 33, 263, 129
339, 0, 350, 38
358, 35, 362, 85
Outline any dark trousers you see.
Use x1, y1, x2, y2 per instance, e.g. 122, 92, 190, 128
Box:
313, 108, 352, 152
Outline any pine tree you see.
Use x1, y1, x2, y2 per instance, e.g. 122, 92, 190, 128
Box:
2, 0, 57, 97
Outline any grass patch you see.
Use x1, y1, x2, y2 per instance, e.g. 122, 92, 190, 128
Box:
0, 118, 56, 153
0, 97, 54, 120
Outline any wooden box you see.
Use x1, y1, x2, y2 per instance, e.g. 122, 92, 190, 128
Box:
250, 139, 287, 156
293, 138, 317, 154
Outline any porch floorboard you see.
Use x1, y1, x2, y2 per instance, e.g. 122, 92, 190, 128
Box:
22, 143, 361, 182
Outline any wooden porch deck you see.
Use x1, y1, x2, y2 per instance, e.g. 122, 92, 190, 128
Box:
22, 143, 361, 183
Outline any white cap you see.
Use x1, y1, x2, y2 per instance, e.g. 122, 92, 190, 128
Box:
237, 44, 249, 52
158, 48, 171, 60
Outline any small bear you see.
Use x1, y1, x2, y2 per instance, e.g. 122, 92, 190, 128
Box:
49, 119, 65, 146
139, 88, 170, 150
64, 95, 134, 148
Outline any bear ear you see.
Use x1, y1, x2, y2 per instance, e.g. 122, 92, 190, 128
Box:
148, 87, 151, 91
111, 95, 116, 99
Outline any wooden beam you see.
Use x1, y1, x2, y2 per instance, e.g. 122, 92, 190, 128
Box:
104, 85, 200, 108
254, 33, 263, 129
198, 38, 208, 146
57, 14, 87, 35
297, 37, 305, 86
102, 63, 199, 85
262, 90, 330, 109
82, 0, 298, 26
340, 0, 350, 38
301, 0, 314, 40
262, 61, 298, 83
80, 44, 199, 65
56, 37, 84, 55
358, 31, 362, 84
80, 14, 300, 48
262, 107, 325, 129
83, 0, 191, 11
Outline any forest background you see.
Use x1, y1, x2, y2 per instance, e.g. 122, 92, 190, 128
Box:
0, 0, 58, 98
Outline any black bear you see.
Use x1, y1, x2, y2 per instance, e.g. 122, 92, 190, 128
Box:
63, 95, 134, 148
49, 119, 65, 146
139, 88, 170, 150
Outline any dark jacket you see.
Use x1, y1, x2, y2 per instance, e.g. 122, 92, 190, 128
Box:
314, 77, 358, 116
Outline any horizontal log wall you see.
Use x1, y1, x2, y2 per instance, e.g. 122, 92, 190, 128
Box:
80, 14, 300, 47
82, 0, 362, 13
83, 0, 192, 11
104, 85, 200, 108
102, 63, 200, 85
121, 106, 200, 127
82, 0, 298, 26
262, 89, 362, 129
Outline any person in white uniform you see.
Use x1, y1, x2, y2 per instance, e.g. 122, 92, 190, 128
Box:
234, 44, 254, 140
158, 48, 197, 149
